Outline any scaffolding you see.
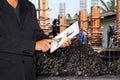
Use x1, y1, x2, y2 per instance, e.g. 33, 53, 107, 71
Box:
91, 0, 102, 51
37, 0, 51, 34
59, 3, 67, 33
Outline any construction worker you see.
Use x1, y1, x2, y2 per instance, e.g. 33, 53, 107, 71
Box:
52, 19, 59, 37
107, 25, 116, 48
79, 29, 87, 44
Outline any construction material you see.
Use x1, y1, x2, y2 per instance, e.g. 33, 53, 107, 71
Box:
79, 10, 88, 30
79, 0, 88, 30
59, 3, 67, 32
59, 16, 67, 32
117, 0, 120, 47
36, 38, 120, 77
91, 6, 103, 51
38, 0, 51, 34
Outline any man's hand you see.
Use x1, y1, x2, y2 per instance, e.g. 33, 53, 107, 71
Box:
35, 39, 57, 52
61, 39, 72, 48
60, 37, 76, 48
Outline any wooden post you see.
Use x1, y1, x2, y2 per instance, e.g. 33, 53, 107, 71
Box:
117, 0, 120, 47
79, 10, 88, 30
38, 0, 51, 34
59, 16, 67, 33
91, 6, 102, 51
59, 3, 66, 33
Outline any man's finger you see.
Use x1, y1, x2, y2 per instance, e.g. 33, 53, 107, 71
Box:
65, 41, 70, 47
46, 39, 58, 43
61, 44, 65, 48
67, 39, 71, 45
70, 36, 76, 40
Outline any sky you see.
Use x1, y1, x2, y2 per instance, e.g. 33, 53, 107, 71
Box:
30, 0, 110, 21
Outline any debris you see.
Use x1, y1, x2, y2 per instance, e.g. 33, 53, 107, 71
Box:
36, 38, 120, 77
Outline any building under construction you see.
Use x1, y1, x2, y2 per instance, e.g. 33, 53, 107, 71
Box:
36, 0, 120, 79
36, 0, 120, 53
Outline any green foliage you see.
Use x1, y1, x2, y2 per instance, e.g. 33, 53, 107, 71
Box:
100, 0, 117, 13
67, 13, 73, 20
67, 12, 79, 20
74, 13, 79, 20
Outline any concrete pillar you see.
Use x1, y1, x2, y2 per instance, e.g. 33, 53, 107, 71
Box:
38, 0, 51, 34
117, 0, 120, 47
79, 10, 88, 30
91, 6, 102, 51
59, 3, 67, 33
59, 16, 67, 33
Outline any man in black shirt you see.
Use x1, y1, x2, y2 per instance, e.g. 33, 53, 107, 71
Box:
0, 0, 71, 80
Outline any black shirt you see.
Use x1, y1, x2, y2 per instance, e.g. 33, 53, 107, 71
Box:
13, 4, 20, 22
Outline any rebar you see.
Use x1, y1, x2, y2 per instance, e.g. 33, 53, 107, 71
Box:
59, 2, 66, 17
91, 0, 99, 7
80, 0, 87, 11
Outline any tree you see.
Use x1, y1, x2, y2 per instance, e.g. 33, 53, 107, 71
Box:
66, 13, 73, 20
73, 12, 79, 20
100, 0, 117, 13
67, 12, 79, 20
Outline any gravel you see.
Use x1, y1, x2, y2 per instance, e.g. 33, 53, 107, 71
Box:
36, 38, 120, 77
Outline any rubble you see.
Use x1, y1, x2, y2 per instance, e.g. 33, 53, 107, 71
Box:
36, 38, 120, 77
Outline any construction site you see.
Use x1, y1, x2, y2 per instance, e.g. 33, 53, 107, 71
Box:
36, 0, 120, 80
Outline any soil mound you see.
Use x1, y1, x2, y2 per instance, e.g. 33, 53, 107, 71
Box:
36, 38, 120, 77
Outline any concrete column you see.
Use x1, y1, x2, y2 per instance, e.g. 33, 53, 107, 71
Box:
91, 6, 102, 51
117, 0, 120, 47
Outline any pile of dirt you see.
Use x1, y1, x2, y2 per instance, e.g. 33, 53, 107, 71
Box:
36, 38, 120, 77
106, 60, 120, 75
